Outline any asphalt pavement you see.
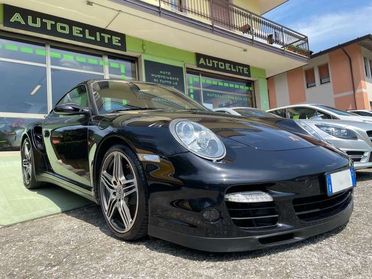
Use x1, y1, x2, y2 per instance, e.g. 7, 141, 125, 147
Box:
0, 171, 371, 279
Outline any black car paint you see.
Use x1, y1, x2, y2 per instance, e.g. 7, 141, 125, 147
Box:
23, 80, 353, 252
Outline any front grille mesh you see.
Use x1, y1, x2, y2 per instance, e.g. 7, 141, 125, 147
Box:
226, 201, 278, 230
345, 151, 364, 162
293, 190, 352, 222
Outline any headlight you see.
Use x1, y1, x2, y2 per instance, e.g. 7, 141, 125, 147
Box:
315, 124, 357, 140
170, 120, 226, 161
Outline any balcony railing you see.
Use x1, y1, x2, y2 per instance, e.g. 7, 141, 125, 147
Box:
135, 0, 310, 58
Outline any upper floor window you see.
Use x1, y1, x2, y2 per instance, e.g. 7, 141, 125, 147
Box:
305, 68, 316, 88
318, 63, 330, 84
364, 57, 371, 78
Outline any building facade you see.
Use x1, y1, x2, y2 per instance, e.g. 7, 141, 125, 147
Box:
0, 0, 309, 150
268, 35, 372, 111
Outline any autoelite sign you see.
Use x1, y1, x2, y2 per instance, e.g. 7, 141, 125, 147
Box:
3, 5, 126, 51
196, 53, 251, 78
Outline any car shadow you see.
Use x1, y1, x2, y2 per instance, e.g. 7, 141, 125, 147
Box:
64, 205, 348, 261
356, 170, 372, 182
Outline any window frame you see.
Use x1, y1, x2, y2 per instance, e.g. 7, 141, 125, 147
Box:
186, 69, 256, 109
364, 57, 370, 78
55, 84, 90, 109
304, 68, 316, 88
318, 63, 331, 85
0, 32, 138, 118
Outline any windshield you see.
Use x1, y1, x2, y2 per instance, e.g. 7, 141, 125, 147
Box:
317, 105, 355, 116
91, 81, 207, 114
235, 108, 279, 118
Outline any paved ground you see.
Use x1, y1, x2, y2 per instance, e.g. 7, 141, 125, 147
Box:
0, 172, 371, 279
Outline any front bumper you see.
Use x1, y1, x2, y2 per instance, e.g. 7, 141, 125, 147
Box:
145, 146, 353, 252
326, 137, 372, 170
149, 198, 353, 252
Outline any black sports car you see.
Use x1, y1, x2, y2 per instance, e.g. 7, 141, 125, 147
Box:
21, 80, 356, 252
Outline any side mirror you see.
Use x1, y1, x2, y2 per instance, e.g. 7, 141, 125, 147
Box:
54, 103, 90, 116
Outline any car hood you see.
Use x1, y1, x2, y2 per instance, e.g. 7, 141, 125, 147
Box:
103, 110, 316, 151
340, 115, 372, 123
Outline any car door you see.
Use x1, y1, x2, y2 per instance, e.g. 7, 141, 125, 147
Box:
43, 85, 91, 187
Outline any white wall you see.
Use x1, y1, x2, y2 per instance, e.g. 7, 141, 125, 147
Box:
274, 73, 290, 106
303, 54, 335, 106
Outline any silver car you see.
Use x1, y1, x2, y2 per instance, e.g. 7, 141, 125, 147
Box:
298, 120, 372, 169
348, 110, 372, 117
268, 104, 372, 123
214, 107, 279, 118
268, 104, 372, 169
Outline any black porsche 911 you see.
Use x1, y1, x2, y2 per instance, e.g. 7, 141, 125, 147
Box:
21, 79, 356, 252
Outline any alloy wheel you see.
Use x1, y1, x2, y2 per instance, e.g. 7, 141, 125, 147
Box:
100, 151, 139, 233
22, 140, 32, 185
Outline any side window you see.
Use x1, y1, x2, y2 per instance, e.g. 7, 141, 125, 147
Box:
286, 107, 317, 120
271, 109, 287, 118
316, 111, 332, 119
305, 68, 316, 88
58, 85, 88, 108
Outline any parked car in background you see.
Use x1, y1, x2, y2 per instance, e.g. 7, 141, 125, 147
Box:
0, 118, 27, 151
268, 104, 372, 169
348, 110, 372, 117
298, 120, 372, 169
268, 104, 372, 123
214, 107, 313, 136
214, 107, 279, 118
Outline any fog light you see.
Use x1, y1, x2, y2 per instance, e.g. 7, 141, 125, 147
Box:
225, 191, 273, 203
202, 207, 220, 222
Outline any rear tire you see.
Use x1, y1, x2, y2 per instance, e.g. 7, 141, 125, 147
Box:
98, 144, 148, 240
21, 138, 43, 189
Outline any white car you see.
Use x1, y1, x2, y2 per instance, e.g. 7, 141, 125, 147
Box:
214, 107, 279, 118
268, 104, 372, 169
348, 110, 372, 117
268, 104, 372, 123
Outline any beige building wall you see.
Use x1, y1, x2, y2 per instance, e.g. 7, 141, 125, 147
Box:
303, 54, 335, 106
233, 0, 260, 14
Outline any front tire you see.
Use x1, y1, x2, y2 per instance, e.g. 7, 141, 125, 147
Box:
21, 138, 42, 189
98, 145, 148, 240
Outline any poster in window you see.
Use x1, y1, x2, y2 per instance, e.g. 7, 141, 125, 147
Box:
144, 60, 185, 93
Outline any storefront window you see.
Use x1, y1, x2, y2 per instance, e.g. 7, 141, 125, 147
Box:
50, 47, 104, 73
187, 71, 255, 109
0, 61, 47, 113
0, 37, 46, 64
0, 117, 40, 151
108, 57, 137, 80
51, 69, 103, 105
0, 36, 138, 151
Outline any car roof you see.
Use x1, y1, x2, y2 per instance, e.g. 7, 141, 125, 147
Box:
215, 107, 261, 110
267, 104, 322, 111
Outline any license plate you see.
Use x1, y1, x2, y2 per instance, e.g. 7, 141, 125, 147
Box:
326, 168, 356, 196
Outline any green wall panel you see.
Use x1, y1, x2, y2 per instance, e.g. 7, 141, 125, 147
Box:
251, 66, 266, 79
257, 78, 269, 110
0, 4, 3, 25
127, 35, 195, 65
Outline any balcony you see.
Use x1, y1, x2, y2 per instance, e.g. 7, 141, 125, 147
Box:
125, 0, 310, 58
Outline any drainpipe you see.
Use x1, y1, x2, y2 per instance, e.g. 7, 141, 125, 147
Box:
341, 48, 357, 109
